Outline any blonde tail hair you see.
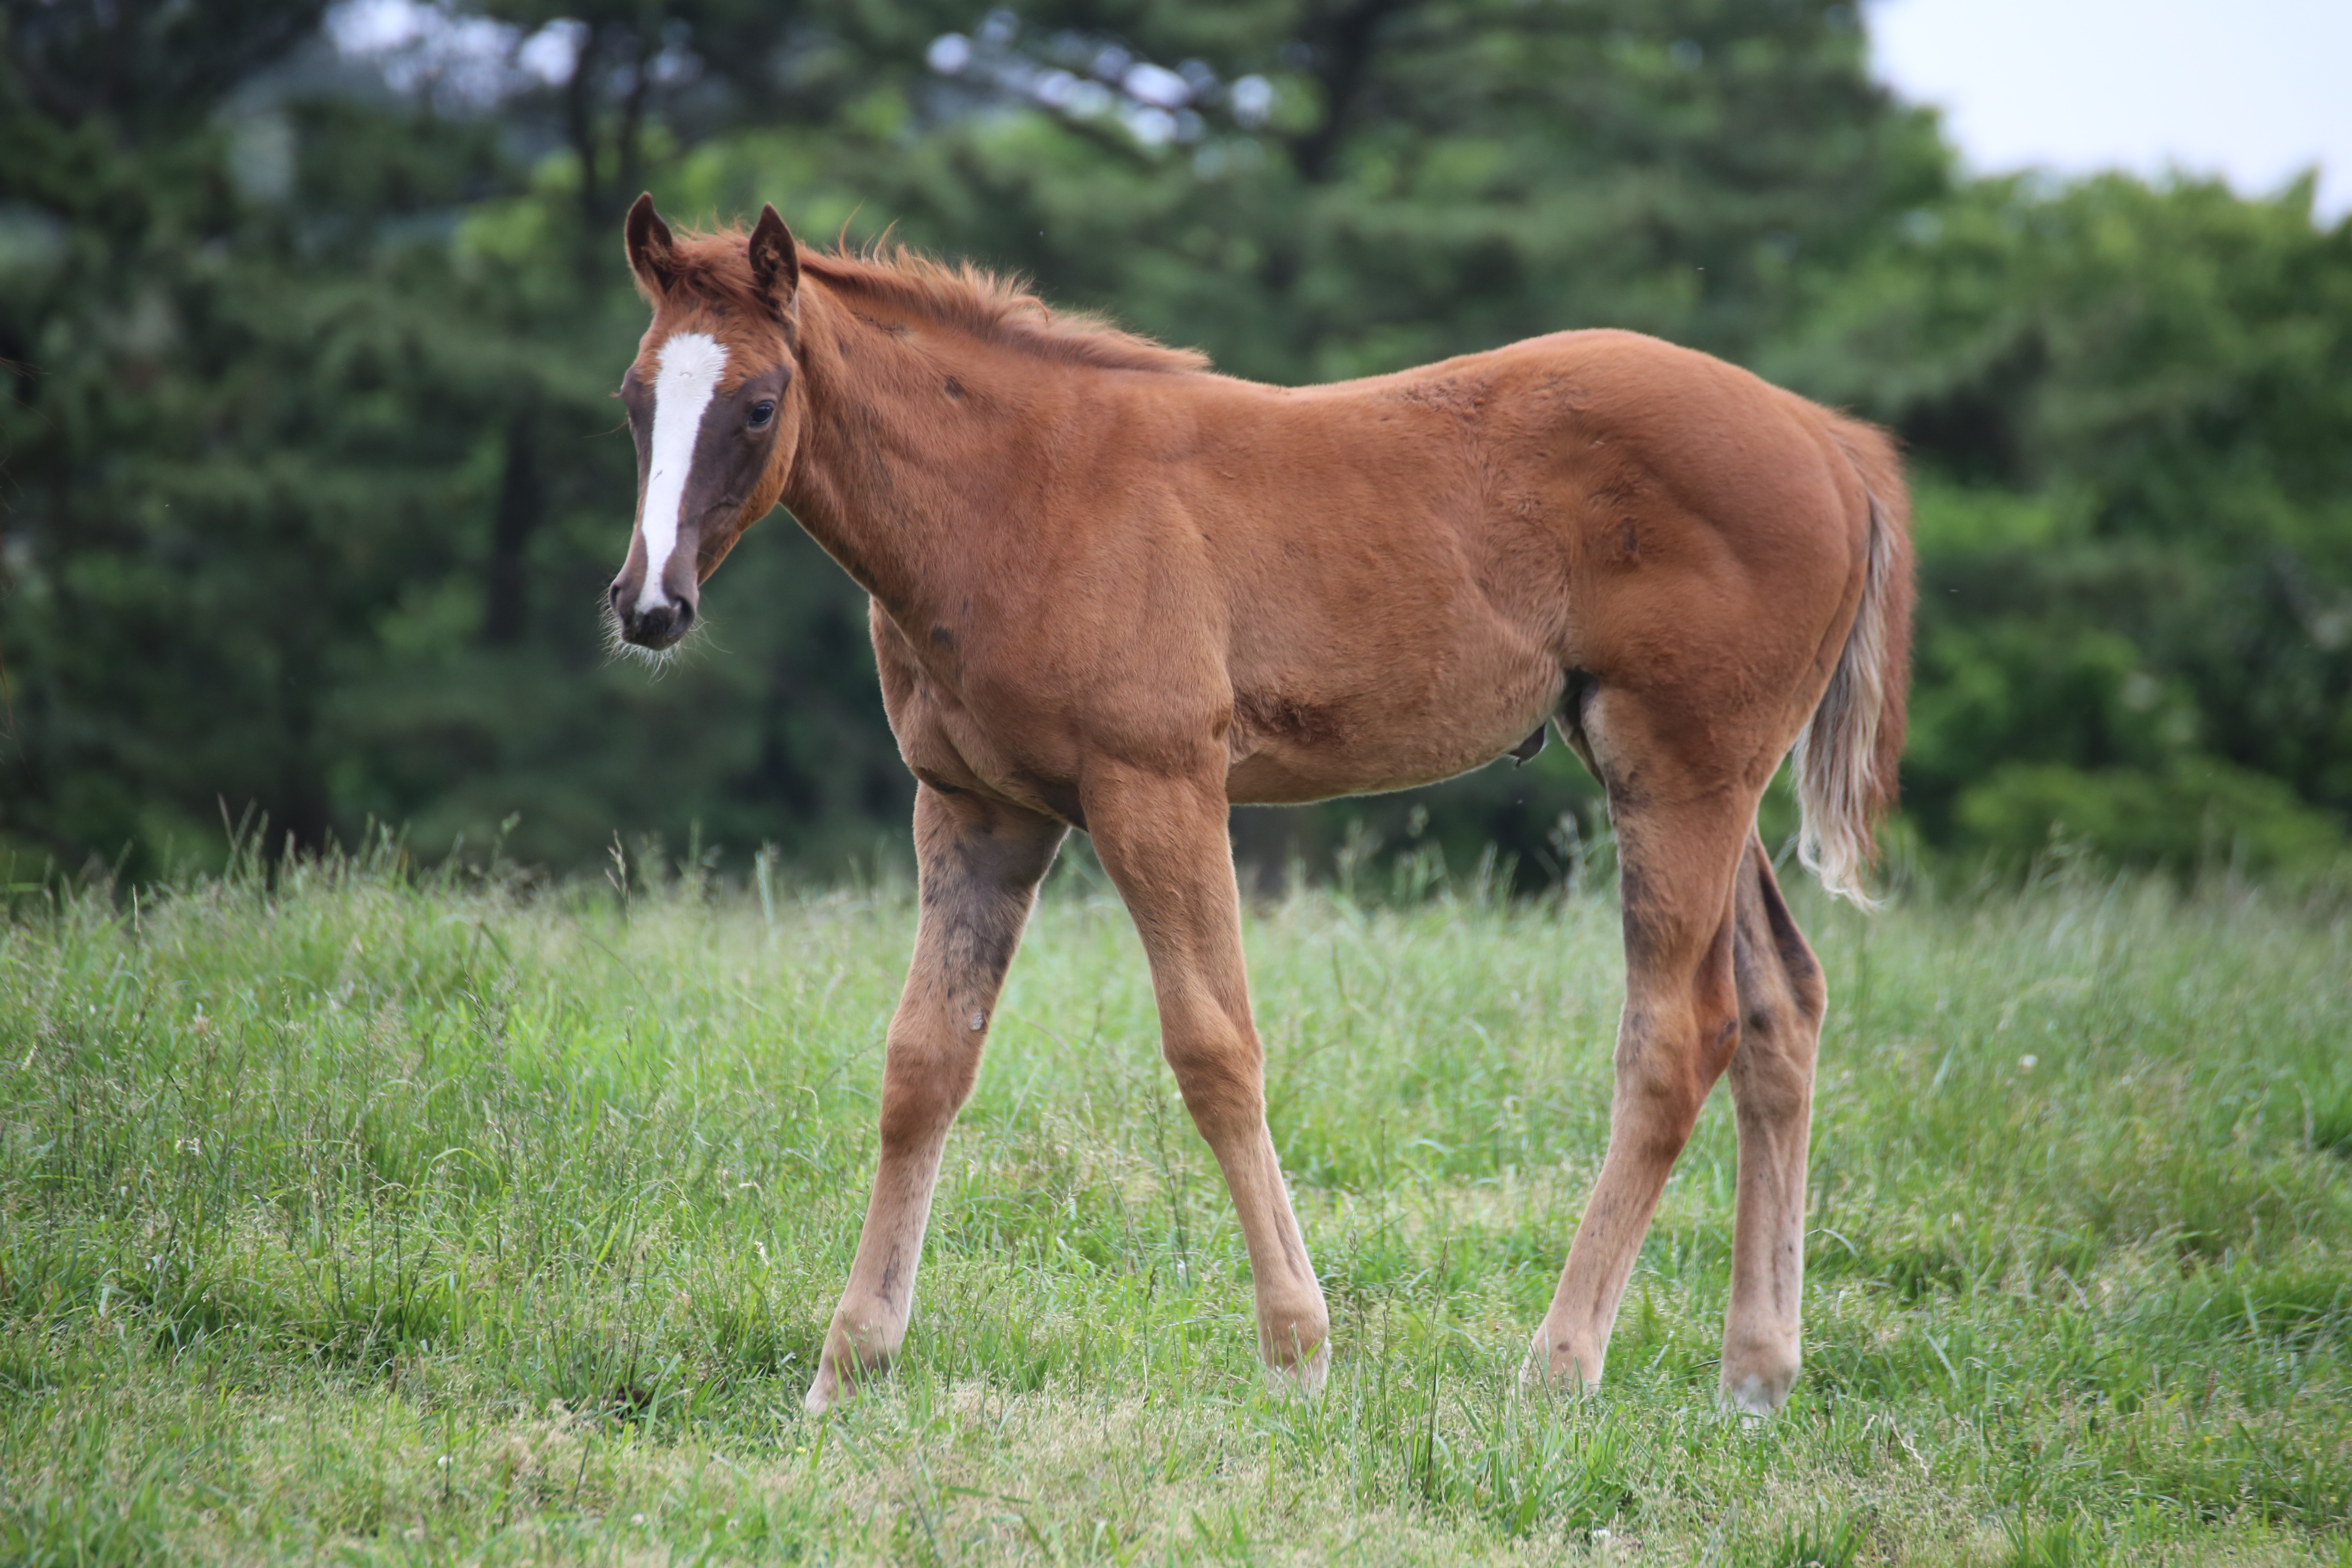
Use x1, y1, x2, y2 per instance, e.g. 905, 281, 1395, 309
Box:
1793, 425, 1915, 907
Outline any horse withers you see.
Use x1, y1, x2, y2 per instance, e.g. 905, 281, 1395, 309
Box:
604, 194, 1913, 1418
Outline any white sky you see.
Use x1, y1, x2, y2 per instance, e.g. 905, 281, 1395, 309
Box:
1869, 0, 2352, 220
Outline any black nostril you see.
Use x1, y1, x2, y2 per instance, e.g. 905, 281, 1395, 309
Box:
615, 594, 692, 649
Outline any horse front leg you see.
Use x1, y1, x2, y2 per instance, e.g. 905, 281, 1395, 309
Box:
804, 784, 1065, 1414
1081, 764, 1330, 1389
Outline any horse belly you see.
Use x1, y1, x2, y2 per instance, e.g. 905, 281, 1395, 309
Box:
1224, 640, 1564, 806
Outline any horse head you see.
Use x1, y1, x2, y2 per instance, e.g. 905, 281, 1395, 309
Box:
607, 193, 804, 650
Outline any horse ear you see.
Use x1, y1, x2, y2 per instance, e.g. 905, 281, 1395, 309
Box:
748, 204, 800, 324
625, 192, 680, 298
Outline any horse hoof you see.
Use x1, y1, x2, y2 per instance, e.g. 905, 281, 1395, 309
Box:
1718, 1369, 1795, 1419
1265, 1339, 1330, 1400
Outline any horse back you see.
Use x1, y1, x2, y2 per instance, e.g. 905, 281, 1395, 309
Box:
1147, 330, 1877, 801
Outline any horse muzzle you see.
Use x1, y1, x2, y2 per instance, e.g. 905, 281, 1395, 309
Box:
611, 579, 698, 649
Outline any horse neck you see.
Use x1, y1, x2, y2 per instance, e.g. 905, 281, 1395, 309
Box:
780, 285, 1059, 622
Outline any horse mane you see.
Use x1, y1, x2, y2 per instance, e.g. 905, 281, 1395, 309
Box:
660, 225, 1210, 375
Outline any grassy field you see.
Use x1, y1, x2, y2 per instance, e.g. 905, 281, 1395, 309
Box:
2, 844, 2349, 1566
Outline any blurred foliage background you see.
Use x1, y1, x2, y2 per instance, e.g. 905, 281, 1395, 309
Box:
2, 0, 2348, 890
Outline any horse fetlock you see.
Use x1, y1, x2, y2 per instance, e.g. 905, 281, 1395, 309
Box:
1523, 1325, 1607, 1394
804, 1314, 900, 1415
831, 1313, 904, 1368
1256, 1299, 1330, 1371
1254, 1285, 1329, 1400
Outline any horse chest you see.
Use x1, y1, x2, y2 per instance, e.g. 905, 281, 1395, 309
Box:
883, 652, 1093, 826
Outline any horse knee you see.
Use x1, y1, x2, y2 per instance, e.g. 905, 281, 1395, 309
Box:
1619, 987, 1739, 1070
1728, 964, 1822, 1124
1741, 851, 1826, 1026
1162, 1030, 1264, 1129
877, 1042, 978, 1153
1732, 890, 1825, 1091
1729, 1046, 1813, 1126
1728, 1004, 1817, 1125
1610, 1024, 1728, 1160
1751, 962, 1826, 1038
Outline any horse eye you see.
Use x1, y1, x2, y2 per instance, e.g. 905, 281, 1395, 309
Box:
747, 400, 776, 429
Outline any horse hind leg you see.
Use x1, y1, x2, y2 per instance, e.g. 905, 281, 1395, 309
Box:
1527, 703, 1756, 1395
1720, 833, 1827, 1415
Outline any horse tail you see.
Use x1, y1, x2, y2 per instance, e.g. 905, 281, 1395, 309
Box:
1792, 421, 1915, 909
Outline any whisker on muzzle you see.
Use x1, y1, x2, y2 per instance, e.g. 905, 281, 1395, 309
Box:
601, 592, 688, 671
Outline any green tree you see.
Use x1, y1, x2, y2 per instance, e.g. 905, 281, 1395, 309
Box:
0, 1, 926, 876
1772, 174, 2352, 869
3, 0, 1956, 887
10, 2, 2342, 890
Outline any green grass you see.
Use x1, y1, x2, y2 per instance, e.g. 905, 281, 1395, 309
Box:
2, 844, 2349, 1564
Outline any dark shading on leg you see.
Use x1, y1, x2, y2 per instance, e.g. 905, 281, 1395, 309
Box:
1720, 834, 1827, 1413
1529, 761, 1753, 1392
806, 785, 1065, 1413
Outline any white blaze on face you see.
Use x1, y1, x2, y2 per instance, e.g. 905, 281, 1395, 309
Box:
636, 331, 730, 613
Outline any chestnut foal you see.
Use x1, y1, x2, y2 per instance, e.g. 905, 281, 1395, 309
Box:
604, 196, 1913, 1418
